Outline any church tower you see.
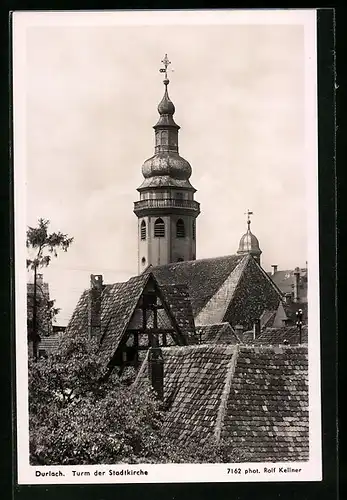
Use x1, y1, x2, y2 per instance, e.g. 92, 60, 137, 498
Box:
237, 210, 262, 266
134, 55, 200, 272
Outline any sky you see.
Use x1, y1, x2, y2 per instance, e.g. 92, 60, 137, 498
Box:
19, 12, 315, 325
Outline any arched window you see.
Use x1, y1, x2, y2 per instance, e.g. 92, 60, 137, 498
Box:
140, 220, 146, 240
154, 218, 165, 238
192, 220, 196, 240
176, 219, 185, 238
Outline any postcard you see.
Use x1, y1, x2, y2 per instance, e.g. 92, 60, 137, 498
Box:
12, 8, 322, 485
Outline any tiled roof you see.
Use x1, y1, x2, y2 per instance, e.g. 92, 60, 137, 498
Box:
66, 273, 195, 370
260, 309, 276, 329
222, 345, 309, 462
195, 323, 241, 345
270, 269, 308, 301
242, 331, 255, 343
283, 301, 308, 324
136, 345, 236, 444
159, 284, 197, 344
97, 274, 151, 367
253, 326, 308, 345
151, 254, 245, 316
135, 344, 309, 462
272, 301, 289, 327
66, 289, 89, 336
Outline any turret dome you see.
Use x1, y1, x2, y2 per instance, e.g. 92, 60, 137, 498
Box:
237, 211, 262, 265
238, 230, 261, 253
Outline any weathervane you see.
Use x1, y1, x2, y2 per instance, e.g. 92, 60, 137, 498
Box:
159, 54, 171, 81
244, 209, 253, 229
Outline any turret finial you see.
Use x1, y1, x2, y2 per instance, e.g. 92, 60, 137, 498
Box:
159, 53, 171, 85
244, 209, 253, 230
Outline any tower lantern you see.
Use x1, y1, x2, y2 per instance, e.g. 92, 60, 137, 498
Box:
134, 55, 200, 272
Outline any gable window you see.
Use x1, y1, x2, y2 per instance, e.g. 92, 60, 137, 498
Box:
192, 220, 196, 240
154, 218, 165, 238
176, 219, 185, 238
140, 220, 146, 240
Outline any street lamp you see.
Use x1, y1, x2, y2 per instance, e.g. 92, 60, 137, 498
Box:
296, 308, 303, 344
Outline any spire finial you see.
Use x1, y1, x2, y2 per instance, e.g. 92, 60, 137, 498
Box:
244, 209, 253, 230
159, 53, 171, 85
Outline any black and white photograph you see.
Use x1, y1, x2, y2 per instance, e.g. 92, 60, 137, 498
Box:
13, 9, 321, 484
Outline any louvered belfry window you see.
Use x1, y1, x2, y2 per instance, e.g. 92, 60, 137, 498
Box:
140, 220, 146, 240
154, 218, 165, 238
176, 219, 185, 238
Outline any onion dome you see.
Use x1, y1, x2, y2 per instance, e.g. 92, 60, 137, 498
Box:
157, 81, 175, 115
154, 79, 179, 129
142, 153, 192, 181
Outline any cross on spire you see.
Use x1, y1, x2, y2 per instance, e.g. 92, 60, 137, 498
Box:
159, 54, 171, 81
244, 209, 253, 229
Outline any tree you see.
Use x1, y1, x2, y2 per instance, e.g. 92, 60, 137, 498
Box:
26, 218, 73, 359
28, 332, 245, 465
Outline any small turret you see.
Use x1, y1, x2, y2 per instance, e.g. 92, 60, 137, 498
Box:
237, 210, 262, 266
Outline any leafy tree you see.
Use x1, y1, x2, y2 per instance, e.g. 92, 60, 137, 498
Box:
26, 218, 73, 359
29, 333, 245, 465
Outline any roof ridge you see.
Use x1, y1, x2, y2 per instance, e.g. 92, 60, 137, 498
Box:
214, 345, 240, 443
195, 255, 249, 326
197, 321, 231, 327
153, 253, 244, 270
239, 344, 308, 352
132, 349, 150, 390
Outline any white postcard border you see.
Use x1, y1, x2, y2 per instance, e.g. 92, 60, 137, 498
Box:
13, 8, 321, 485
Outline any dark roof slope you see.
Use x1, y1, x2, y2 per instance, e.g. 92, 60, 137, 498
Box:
66, 289, 89, 336
135, 344, 309, 462
151, 254, 245, 315
196, 323, 241, 345
159, 284, 196, 344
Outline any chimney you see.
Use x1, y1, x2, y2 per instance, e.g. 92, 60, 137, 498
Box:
148, 347, 164, 400
253, 319, 261, 339
271, 265, 278, 275
88, 274, 103, 340
234, 324, 244, 336
293, 267, 300, 303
